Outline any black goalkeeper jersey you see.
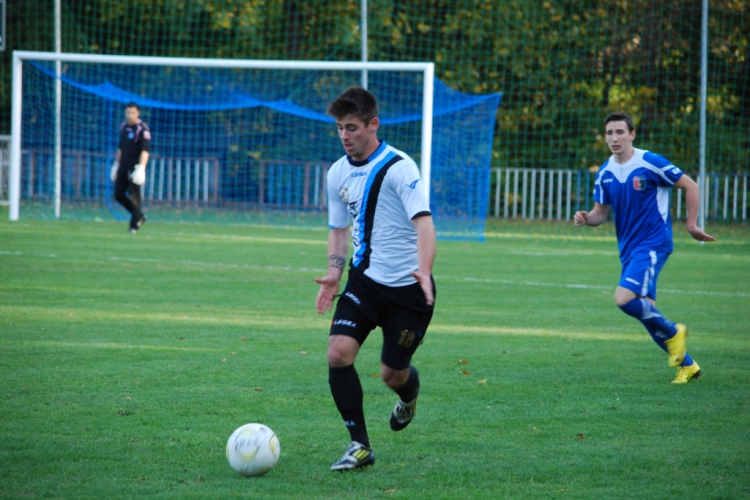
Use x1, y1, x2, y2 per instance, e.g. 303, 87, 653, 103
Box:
119, 120, 151, 167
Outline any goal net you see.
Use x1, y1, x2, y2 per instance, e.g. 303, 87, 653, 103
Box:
10, 52, 502, 239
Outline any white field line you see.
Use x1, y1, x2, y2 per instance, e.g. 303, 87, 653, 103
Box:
0, 250, 326, 274
2, 250, 748, 298
430, 323, 645, 342
0, 304, 645, 344
485, 230, 750, 246
453, 276, 749, 298
14, 340, 218, 352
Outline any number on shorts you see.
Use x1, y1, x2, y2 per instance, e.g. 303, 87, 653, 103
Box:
398, 329, 416, 348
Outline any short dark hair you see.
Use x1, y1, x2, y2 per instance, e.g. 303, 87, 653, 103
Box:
125, 102, 140, 111
326, 86, 378, 124
604, 111, 635, 132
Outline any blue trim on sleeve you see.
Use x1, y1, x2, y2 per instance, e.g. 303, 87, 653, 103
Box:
643, 151, 672, 168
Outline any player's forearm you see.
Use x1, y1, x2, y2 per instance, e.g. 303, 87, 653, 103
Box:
680, 177, 701, 229
414, 215, 436, 275
582, 203, 610, 226
139, 151, 149, 166
326, 228, 349, 281
116, 149, 121, 163
583, 211, 608, 226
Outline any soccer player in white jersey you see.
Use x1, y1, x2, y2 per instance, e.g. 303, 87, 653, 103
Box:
574, 112, 715, 383
315, 87, 437, 470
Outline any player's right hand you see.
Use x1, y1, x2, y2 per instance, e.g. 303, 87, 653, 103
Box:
573, 211, 588, 226
110, 162, 119, 182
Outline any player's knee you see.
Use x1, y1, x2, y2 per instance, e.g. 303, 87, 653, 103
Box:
327, 337, 358, 367
614, 295, 629, 307
613, 287, 636, 307
326, 348, 350, 367
380, 366, 408, 389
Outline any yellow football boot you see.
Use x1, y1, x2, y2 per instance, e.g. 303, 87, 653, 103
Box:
672, 361, 701, 384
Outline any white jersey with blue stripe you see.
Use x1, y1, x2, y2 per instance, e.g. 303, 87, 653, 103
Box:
593, 148, 684, 262
327, 141, 431, 287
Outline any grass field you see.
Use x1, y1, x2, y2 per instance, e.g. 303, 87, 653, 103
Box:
1, 215, 748, 499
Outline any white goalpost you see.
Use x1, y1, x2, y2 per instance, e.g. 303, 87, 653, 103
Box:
9, 51, 435, 221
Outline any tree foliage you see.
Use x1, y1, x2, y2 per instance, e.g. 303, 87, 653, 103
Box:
2, 0, 747, 172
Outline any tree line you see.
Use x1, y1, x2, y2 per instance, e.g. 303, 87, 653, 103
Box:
2, 0, 747, 171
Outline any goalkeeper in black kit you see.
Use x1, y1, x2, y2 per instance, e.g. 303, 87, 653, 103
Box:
111, 102, 151, 233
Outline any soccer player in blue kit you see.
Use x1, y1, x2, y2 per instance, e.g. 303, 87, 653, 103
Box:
574, 112, 715, 383
315, 87, 437, 470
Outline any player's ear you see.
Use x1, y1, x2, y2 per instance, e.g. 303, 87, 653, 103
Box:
368, 116, 380, 132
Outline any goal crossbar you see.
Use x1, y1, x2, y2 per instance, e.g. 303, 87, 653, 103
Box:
9, 51, 435, 220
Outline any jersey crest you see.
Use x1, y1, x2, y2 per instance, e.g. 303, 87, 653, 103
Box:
338, 186, 350, 203
633, 176, 647, 191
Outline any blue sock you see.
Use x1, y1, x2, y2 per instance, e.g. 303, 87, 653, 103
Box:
619, 298, 677, 352
681, 353, 694, 367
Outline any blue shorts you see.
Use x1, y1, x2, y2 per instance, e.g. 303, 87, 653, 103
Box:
619, 250, 670, 301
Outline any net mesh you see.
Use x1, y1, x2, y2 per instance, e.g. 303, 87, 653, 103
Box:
20, 59, 501, 237
2, 1, 748, 224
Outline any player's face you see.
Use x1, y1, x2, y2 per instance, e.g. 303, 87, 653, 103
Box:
336, 115, 379, 161
605, 120, 635, 158
125, 106, 140, 125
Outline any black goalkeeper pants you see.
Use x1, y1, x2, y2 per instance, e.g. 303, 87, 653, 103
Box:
114, 165, 143, 228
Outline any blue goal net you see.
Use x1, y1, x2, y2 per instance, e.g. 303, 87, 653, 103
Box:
19, 57, 501, 239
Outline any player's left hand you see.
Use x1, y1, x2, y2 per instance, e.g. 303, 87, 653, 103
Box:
687, 225, 716, 242
131, 164, 146, 186
411, 270, 434, 306
314, 275, 340, 314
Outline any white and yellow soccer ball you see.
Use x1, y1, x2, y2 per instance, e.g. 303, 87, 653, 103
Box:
226, 423, 280, 477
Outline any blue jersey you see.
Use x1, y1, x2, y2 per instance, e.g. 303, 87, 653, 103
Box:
593, 148, 684, 263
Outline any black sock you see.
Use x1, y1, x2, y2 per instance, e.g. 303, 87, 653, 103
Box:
329, 364, 369, 447
395, 366, 420, 403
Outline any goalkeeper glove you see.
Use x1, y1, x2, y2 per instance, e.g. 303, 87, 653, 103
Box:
131, 164, 146, 186
110, 161, 119, 182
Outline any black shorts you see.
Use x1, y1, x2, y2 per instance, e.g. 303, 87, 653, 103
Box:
330, 266, 436, 370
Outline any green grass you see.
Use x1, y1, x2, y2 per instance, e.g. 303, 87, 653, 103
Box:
1, 216, 748, 499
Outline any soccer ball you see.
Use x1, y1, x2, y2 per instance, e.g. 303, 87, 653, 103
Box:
226, 423, 280, 477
